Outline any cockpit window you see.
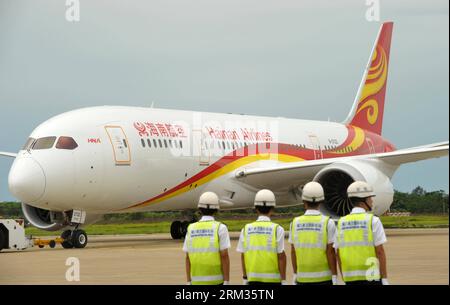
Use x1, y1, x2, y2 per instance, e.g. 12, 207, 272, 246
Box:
56, 136, 78, 150
22, 137, 36, 150
32, 137, 57, 150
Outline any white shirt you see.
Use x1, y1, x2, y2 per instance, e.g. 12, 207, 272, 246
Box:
236, 216, 285, 254
333, 207, 387, 249
288, 209, 336, 245
182, 216, 231, 252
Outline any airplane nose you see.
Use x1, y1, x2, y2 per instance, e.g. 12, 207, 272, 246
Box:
8, 157, 46, 203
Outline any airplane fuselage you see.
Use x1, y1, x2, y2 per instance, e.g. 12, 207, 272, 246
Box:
8, 106, 396, 214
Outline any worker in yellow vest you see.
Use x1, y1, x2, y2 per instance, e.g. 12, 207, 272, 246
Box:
183, 192, 230, 285
289, 182, 338, 285
237, 189, 287, 285
335, 181, 389, 285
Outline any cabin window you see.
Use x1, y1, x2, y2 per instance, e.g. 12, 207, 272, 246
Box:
147, 139, 152, 148
141, 139, 146, 147
33, 136, 57, 150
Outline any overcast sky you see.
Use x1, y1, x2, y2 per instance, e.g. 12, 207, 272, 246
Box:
0, 0, 448, 201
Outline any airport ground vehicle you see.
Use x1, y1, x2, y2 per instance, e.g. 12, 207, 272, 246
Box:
0, 219, 86, 252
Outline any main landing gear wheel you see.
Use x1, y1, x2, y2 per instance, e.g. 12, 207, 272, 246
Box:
171, 221, 183, 240
170, 220, 195, 240
180, 221, 189, 238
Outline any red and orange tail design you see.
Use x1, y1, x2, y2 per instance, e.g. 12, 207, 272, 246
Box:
346, 22, 394, 135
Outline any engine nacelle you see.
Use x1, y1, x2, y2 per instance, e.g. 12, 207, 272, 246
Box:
313, 160, 395, 217
21, 203, 102, 231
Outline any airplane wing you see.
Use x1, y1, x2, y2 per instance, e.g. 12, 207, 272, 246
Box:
399, 141, 449, 151
235, 145, 449, 190
377, 144, 449, 165
0, 151, 17, 158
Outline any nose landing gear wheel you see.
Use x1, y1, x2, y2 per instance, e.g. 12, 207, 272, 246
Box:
61, 230, 74, 249
71, 230, 88, 248
61, 229, 88, 249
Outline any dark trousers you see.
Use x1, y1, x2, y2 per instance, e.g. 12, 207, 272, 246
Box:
296, 280, 333, 286
248, 282, 282, 286
345, 280, 382, 285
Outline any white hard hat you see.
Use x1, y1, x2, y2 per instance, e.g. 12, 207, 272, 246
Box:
198, 192, 220, 210
254, 189, 276, 207
302, 182, 325, 202
347, 181, 376, 199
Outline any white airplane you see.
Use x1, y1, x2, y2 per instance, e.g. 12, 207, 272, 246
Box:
0, 22, 448, 248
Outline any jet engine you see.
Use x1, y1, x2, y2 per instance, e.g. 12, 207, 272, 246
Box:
313, 160, 395, 217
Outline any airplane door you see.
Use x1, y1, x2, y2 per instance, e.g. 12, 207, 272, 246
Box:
366, 138, 376, 154
105, 126, 131, 165
75, 128, 104, 202
309, 135, 323, 159
193, 129, 210, 166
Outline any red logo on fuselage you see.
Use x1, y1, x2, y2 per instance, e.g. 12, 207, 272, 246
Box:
88, 138, 101, 144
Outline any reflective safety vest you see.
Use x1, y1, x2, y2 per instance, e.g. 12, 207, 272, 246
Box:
337, 213, 380, 282
186, 221, 223, 285
291, 214, 332, 283
243, 221, 281, 283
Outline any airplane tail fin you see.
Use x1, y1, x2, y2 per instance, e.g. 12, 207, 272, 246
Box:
344, 22, 394, 135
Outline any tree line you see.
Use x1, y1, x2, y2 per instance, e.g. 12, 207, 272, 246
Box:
390, 187, 448, 214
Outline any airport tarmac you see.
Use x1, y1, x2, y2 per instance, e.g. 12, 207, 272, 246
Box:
0, 228, 448, 285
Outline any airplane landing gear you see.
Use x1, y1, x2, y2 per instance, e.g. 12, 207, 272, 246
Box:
61, 229, 88, 249
170, 212, 198, 240
61, 230, 73, 249
170, 221, 183, 240
170, 221, 191, 240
